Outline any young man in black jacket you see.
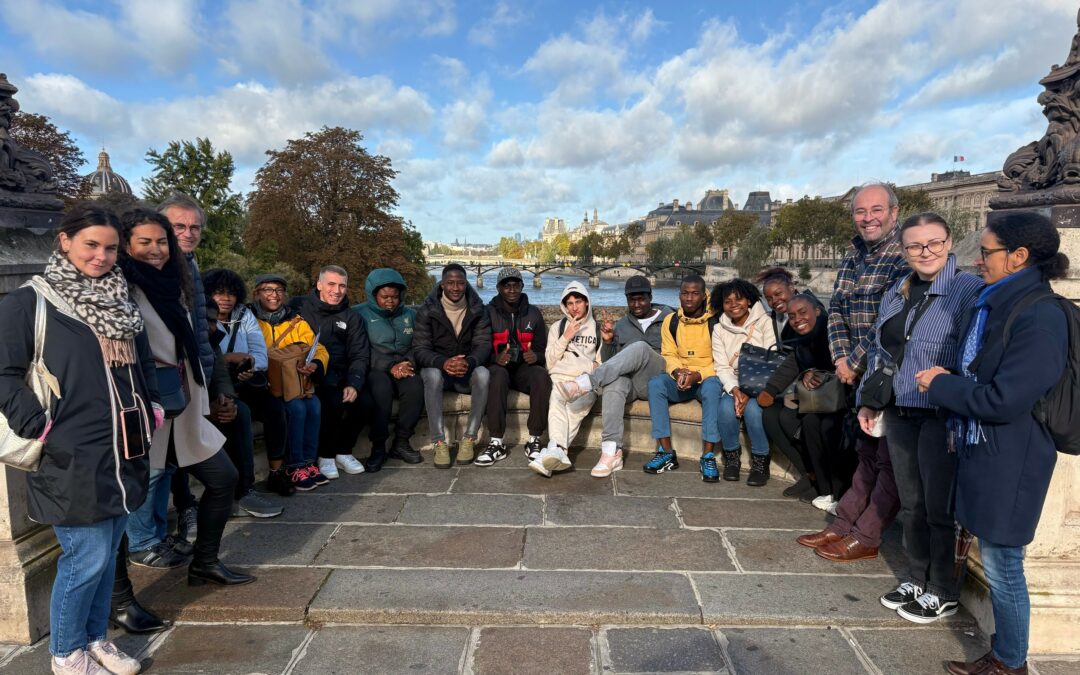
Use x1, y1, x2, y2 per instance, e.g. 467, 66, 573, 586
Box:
290, 265, 371, 479
478, 267, 550, 465
413, 264, 492, 468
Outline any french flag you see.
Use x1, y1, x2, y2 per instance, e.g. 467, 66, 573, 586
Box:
953, 155, 966, 162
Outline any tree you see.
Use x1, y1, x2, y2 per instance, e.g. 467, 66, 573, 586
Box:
497, 236, 524, 259
245, 126, 428, 303
693, 221, 714, 247
8, 111, 91, 202
142, 137, 246, 263
523, 240, 544, 260
537, 242, 557, 263
646, 237, 671, 264
712, 211, 758, 251
570, 232, 605, 262
799, 261, 812, 281
771, 197, 851, 258
735, 225, 773, 279
552, 233, 571, 257
894, 185, 934, 219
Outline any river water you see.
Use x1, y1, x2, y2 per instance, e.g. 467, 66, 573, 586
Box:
428, 270, 682, 307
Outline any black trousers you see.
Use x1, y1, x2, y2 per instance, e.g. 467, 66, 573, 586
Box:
486, 363, 551, 438
762, 404, 847, 496
315, 384, 364, 459
885, 407, 961, 600
166, 438, 238, 565
215, 399, 256, 498
237, 382, 287, 461
360, 370, 424, 446
761, 403, 809, 475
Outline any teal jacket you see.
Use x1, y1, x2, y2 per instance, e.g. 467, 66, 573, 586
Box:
354, 268, 416, 373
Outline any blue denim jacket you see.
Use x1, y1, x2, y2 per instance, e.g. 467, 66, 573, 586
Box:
858, 254, 983, 408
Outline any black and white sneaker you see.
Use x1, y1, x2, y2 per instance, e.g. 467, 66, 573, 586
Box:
474, 441, 508, 467
524, 437, 543, 461
880, 581, 923, 610
897, 592, 957, 624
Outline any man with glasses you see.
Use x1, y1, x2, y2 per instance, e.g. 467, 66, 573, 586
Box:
800, 182, 909, 562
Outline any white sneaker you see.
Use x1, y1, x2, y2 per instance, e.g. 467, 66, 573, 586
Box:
812, 494, 837, 513
335, 454, 366, 474
318, 457, 340, 480
590, 444, 623, 478
528, 450, 553, 477
542, 445, 572, 473
89, 640, 141, 675
52, 649, 110, 675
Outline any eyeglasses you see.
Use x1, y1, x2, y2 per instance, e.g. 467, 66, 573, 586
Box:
853, 205, 889, 219
258, 287, 285, 296
978, 247, 1009, 260
903, 238, 949, 256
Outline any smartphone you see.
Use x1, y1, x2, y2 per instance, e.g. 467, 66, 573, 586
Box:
234, 359, 253, 374
119, 405, 149, 460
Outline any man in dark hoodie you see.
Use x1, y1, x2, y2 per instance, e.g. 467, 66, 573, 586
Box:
289, 265, 370, 479
559, 275, 673, 476
413, 264, 492, 468
478, 267, 550, 466
354, 268, 424, 470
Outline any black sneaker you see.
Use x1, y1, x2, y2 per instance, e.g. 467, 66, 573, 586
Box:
364, 444, 387, 473
474, 441, 508, 467
721, 450, 741, 481
880, 582, 923, 610
746, 454, 770, 487
524, 437, 543, 461
267, 468, 296, 496
897, 592, 958, 624
129, 541, 189, 569
782, 475, 815, 498
389, 438, 423, 464
163, 534, 193, 557
643, 448, 678, 474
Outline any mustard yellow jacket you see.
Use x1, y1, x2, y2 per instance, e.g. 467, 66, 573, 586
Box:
660, 302, 717, 380
255, 311, 330, 375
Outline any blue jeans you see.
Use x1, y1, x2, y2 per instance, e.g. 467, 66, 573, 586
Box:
718, 393, 770, 455
50, 515, 128, 657
125, 464, 175, 552
980, 540, 1030, 668
647, 374, 721, 444
285, 396, 321, 468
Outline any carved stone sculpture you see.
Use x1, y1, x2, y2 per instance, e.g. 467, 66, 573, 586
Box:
0, 73, 63, 210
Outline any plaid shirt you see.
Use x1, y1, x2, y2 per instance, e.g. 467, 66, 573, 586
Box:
827, 226, 909, 374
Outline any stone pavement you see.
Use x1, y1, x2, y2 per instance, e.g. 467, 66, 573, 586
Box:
2, 446, 1078, 674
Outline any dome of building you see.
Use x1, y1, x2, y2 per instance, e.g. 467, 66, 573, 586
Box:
85, 148, 132, 197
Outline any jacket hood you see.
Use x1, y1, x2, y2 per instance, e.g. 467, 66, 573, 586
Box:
365, 268, 407, 299
559, 281, 592, 321
719, 300, 770, 333
675, 291, 713, 325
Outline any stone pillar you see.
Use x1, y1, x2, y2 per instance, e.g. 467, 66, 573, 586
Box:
647, 275, 658, 288
533, 275, 542, 289
475, 273, 484, 289
588, 275, 600, 288
0, 467, 59, 644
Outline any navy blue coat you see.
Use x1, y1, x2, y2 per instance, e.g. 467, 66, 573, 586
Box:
927, 267, 1067, 547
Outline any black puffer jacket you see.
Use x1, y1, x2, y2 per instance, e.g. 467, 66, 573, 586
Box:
289, 291, 370, 391
486, 293, 547, 366
763, 297, 835, 397
412, 283, 491, 371
0, 286, 158, 525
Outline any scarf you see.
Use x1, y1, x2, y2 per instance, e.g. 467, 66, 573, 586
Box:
441, 291, 468, 337
119, 256, 204, 386
252, 302, 288, 326
42, 251, 143, 366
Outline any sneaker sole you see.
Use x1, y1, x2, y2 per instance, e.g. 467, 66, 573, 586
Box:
896, 605, 957, 624
701, 474, 720, 482
434, 461, 452, 469
319, 468, 340, 479
590, 460, 623, 478
293, 483, 317, 491
456, 458, 475, 465
541, 456, 572, 472
643, 461, 678, 474
528, 459, 552, 477
241, 508, 283, 518
335, 462, 366, 475
473, 457, 494, 467
880, 596, 910, 610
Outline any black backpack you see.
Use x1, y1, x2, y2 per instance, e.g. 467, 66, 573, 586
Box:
558, 317, 601, 339
668, 313, 720, 343
999, 291, 1080, 455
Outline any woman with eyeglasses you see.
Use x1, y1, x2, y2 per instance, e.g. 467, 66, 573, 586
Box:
916, 212, 1070, 675
853, 212, 983, 624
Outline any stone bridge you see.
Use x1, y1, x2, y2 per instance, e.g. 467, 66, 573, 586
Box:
425, 261, 709, 288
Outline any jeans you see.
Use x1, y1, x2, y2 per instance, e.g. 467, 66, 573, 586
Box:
315, 384, 364, 459
126, 465, 175, 552
717, 393, 769, 455
589, 342, 667, 445
980, 540, 1030, 668
360, 370, 425, 445
886, 407, 960, 600
50, 514, 128, 657
284, 396, 321, 468
421, 366, 490, 442
647, 373, 721, 444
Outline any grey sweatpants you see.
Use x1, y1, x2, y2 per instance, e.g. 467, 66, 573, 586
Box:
586, 341, 667, 445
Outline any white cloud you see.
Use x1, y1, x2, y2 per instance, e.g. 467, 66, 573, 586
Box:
0, 0, 128, 72
441, 98, 488, 150
486, 138, 525, 166
432, 55, 470, 90
468, 1, 526, 47
220, 0, 332, 85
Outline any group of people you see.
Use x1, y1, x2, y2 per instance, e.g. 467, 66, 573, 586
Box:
0, 181, 1070, 675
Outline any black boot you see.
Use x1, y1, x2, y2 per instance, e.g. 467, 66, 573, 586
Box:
389, 438, 422, 464
364, 443, 387, 473
111, 535, 169, 634
747, 454, 770, 487
721, 450, 741, 482
267, 468, 296, 496
188, 560, 256, 587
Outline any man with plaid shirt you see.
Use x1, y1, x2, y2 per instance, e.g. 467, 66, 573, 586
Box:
798, 182, 909, 563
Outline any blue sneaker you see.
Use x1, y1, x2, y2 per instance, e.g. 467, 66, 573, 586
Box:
643, 447, 678, 474
699, 452, 720, 483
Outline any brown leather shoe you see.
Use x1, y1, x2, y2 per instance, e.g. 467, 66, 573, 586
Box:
946, 652, 1027, 675
796, 529, 843, 548
815, 534, 879, 562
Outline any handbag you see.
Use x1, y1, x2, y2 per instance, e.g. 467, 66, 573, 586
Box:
155, 360, 189, 418
267, 317, 315, 402
736, 324, 784, 397
796, 369, 848, 413
0, 287, 61, 472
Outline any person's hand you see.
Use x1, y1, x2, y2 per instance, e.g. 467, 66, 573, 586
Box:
857, 406, 880, 436
297, 361, 317, 376
444, 355, 468, 377
563, 318, 584, 341
496, 343, 512, 367
391, 361, 414, 379
598, 309, 615, 343
835, 358, 857, 385
733, 387, 748, 417
802, 370, 824, 390
151, 403, 165, 430
522, 349, 538, 365
915, 366, 949, 393
343, 386, 358, 403
237, 368, 255, 382
209, 394, 236, 424
757, 390, 775, 408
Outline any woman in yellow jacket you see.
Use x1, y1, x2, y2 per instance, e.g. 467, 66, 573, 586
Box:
251, 274, 329, 492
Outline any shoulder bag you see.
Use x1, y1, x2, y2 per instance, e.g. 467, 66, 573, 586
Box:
796, 369, 847, 413
154, 359, 189, 419
267, 316, 315, 401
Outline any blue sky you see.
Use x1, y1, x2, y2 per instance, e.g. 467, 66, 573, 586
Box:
1, 0, 1075, 243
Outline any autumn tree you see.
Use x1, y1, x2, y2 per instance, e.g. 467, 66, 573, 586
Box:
735, 225, 773, 279
8, 111, 91, 202
552, 233, 571, 258
497, 236, 524, 259
712, 211, 758, 251
245, 126, 427, 303
893, 185, 933, 219
771, 197, 851, 258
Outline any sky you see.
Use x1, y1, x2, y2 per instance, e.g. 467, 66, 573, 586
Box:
1, 0, 1076, 244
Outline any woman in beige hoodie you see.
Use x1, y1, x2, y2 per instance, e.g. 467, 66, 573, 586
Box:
530, 281, 603, 477
710, 279, 776, 486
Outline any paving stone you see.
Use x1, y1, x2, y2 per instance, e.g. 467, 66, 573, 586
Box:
315, 467, 456, 494
216, 521, 338, 565
1032, 661, 1080, 675
145, 624, 309, 674
523, 527, 734, 571
451, 468, 614, 496
850, 627, 994, 675
293, 625, 470, 675
472, 627, 593, 675
724, 528, 905, 576
308, 568, 700, 624
677, 496, 832, 530
605, 627, 727, 673
130, 566, 328, 622
693, 573, 975, 627
545, 495, 679, 527
722, 627, 864, 675
0, 628, 156, 675
273, 494, 406, 523
397, 494, 543, 525
615, 470, 788, 499
316, 524, 525, 568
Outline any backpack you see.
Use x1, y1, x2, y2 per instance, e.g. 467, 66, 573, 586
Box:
668, 312, 720, 343
558, 317, 601, 339
999, 291, 1080, 455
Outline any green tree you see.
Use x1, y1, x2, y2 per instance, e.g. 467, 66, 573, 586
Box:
523, 240, 544, 260
570, 232, 605, 262
646, 237, 671, 264
735, 225, 773, 278
772, 197, 851, 258
497, 236, 524, 259
894, 185, 934, 219
9, 111, 91, 202
693, 221, 714, 247
537, 242, 557, 263
799, 261, 812, 281
712, 211, 758, 251
245, 126, 427, 303
552, 233, 571, 257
